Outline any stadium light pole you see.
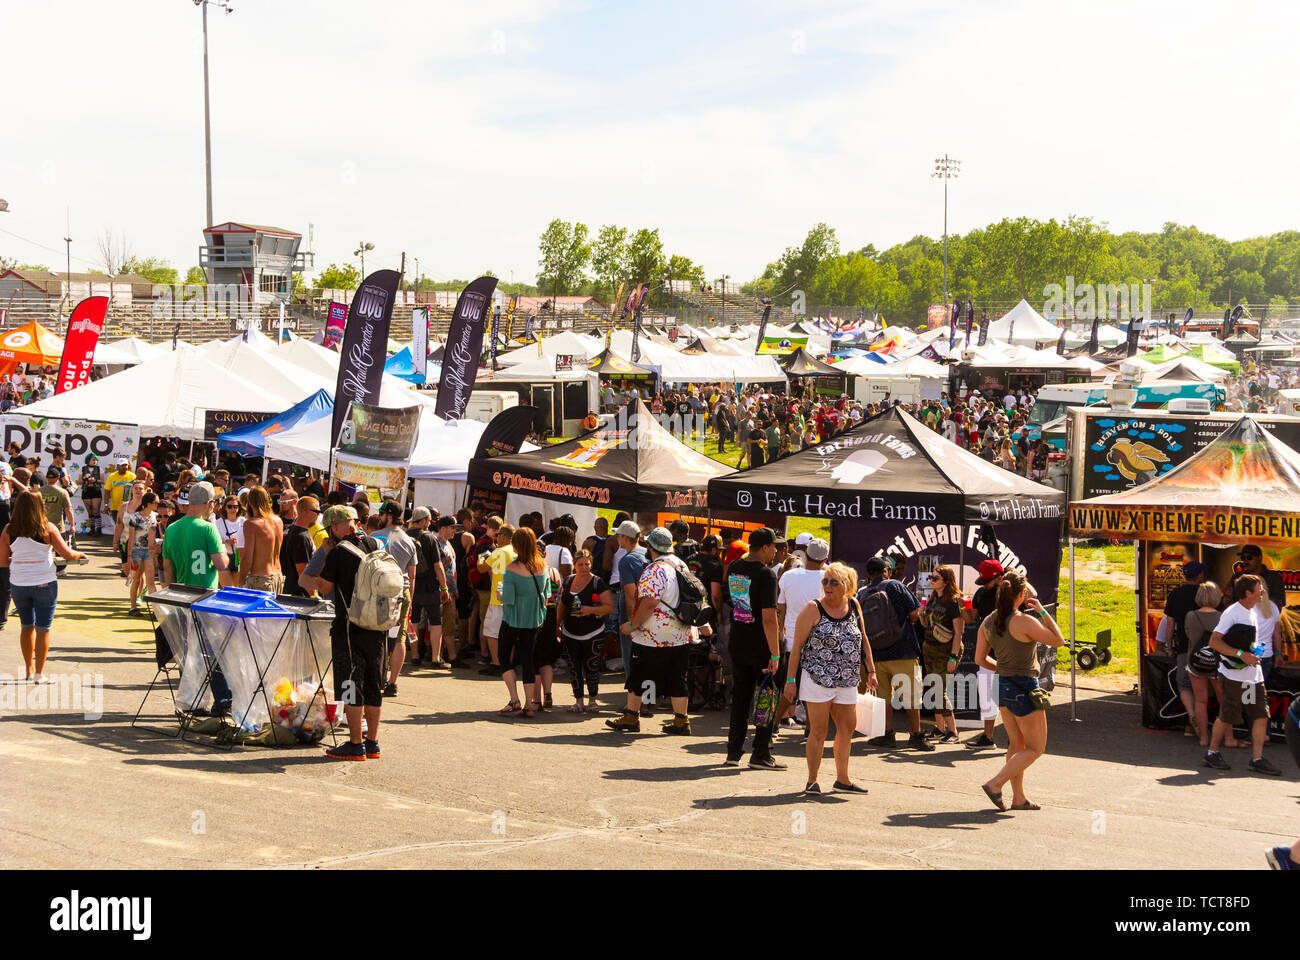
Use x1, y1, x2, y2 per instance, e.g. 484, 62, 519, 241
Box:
354, 241, 374, 278
195, 1, 233, 229
932, 154, 960, 307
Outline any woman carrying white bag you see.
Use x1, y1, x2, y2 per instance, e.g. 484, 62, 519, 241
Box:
784, 561, 877, 797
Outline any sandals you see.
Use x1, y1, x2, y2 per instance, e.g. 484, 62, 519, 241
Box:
566, 703, 585, 714
981, 782, 1006, 811
520, 701, 539, 719
1010, 800, 1042, 811
498, 701, 521, 716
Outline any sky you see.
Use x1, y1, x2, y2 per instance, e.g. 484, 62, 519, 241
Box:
2, 0, 1298, 287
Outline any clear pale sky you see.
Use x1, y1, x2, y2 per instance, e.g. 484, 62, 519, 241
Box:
2, 0, 1297, 285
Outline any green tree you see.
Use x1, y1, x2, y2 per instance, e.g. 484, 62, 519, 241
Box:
121, 255, 178, 285
590, 225, 630, 301
184, 266, 207, 285
625, 227, 666, 284
315, 263, 360, 289
666, 253, 705, 287
536, 219, 592, 294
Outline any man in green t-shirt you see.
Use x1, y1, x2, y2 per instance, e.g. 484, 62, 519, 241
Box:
162, 481, 229, 589
161, 480, 234, 715
40, 467, 74, 535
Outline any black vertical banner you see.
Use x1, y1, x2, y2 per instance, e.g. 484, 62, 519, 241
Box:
331, 268, 400, 449
1087, 311, 1100, 354
1222, 308, 1232, 340
948, 302, 958, 352
977, 309, 989, 346
464, 404, 539, 514
963, 299, 974, 345
629, 283, 649, 363
489, 306, 501, 370
1125, 318, 1141, 357
1056, 328, 1067, 355
753, 304, 772, 354
436, 275, 499, 421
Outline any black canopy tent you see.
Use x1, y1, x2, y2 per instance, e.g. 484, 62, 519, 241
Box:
707, 405, 1068, 721
781, 346, 842, 377
466, 397, 732, 514
707, 405, 1065, 527
587, 348, 657, 379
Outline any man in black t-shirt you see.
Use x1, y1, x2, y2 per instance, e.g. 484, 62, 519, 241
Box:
317, 505, 386, 762
688, 535, 725, 625
724, 527, 785, 769
669, 518, 698, 564
281, 497, 317, 597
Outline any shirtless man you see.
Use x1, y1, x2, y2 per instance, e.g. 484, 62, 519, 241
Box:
239, 486, 285, 594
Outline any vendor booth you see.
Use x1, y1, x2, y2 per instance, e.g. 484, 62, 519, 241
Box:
0, 319, 64, 375
707, 406, 1067, 723
782, 346, 847, 397
466, 397, 733, 517
1068, 416, 1300, 741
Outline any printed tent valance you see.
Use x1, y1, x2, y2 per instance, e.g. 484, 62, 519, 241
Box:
1069, 416, 1300, 545
707, 406, 1065, 524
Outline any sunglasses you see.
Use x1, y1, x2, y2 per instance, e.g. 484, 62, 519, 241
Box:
928, 575, 942, 582
821, 578, 841, 587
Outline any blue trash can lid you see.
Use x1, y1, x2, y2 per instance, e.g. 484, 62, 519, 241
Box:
191, 587, 293, 619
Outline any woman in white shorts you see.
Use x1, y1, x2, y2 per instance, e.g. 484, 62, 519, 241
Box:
784, 561, 877, 797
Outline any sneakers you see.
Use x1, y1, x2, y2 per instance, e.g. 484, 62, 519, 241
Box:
922, 727, 944, 740
938, 731, 960, 744
723, 757, 741, 767
1248, 757, 1281, 776
802, 782, 822, 796
1203, 750, 1231, 770
605, 711, 640, 733
1266, 845, 1294, 870
865, 731, 897, 748
325, 741, 366, 761
363, 739, 381, 759
383, 682, 398, 697
966, 733, 996, 749
908, 732, 936, 752
661, 715, 692, 735
748, 755, 787, 771
833, 780, 869, 794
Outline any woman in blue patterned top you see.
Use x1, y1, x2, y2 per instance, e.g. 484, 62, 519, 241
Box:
785, 561, 877, 797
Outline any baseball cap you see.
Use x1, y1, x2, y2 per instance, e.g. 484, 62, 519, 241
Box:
1238, 544, 1263, 558
188, 481, 215, 506
115, 456, 130, 466
436, 515, 457, 529
645, 526, 674, 554
975, 559, 1005, 584
701, 534, 723, 550
44, 467, 60, 479
409, 506, 432, 523
1183, 560, 1205, 579
378, 500, 403, 518
794, 532, 813, 547
322, 504, 358, 526
614, 520, 641, 539
806, 538, 829, 562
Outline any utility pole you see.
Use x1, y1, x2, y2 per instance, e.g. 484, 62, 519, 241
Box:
932, 154, 961, 307
196, 1, 233, 228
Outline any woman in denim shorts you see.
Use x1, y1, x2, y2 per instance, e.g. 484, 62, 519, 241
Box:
0, 491, 85, 682
974, 570, 1066, 812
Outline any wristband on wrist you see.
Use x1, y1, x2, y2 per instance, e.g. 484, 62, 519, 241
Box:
770, 655, 780, 661
785, 677, 796, 684
948, 655, 960, 662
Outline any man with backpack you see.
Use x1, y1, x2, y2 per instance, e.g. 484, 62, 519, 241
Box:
857, 555, 934, 752
318, 504, 404, 762
607, 527, 704, 736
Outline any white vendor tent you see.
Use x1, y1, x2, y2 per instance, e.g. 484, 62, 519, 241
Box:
95, 336, 162, 366
271, 336, 432, 408
985, 299, 1061, 346
496, 331, 602, 367
14, 344, 288, 440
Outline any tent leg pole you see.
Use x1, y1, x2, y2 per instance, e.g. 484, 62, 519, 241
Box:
1069, 537, 1079, 723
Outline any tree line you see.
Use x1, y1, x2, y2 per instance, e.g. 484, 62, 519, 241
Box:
745, 218, 1300, 323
